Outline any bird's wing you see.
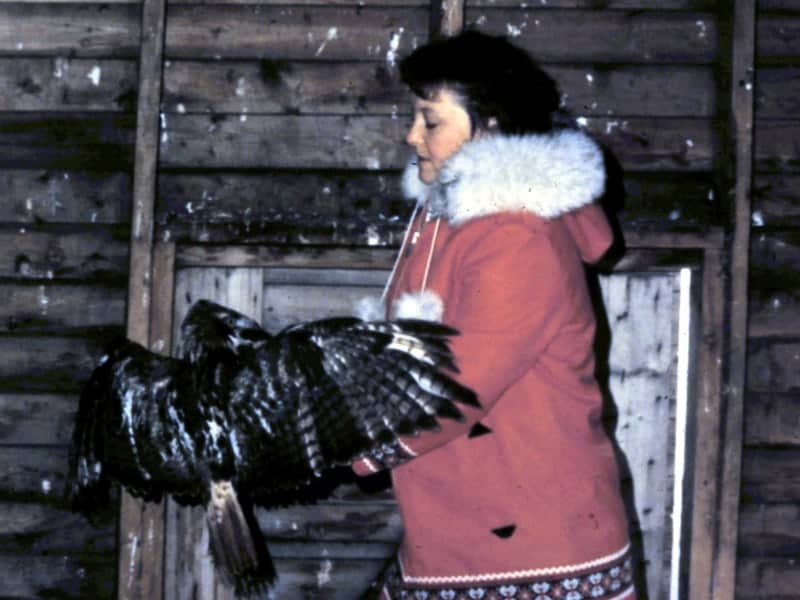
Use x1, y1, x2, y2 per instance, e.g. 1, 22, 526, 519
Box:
229, 316, 478, 505
178, 298, 271, 363
67, 338, 209, 510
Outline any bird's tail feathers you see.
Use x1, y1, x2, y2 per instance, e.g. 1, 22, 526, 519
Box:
206, 481, 276, 597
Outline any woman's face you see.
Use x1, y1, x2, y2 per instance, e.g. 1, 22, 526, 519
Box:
405, 87, 473, 184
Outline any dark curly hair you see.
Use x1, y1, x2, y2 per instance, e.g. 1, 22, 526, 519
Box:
398, 31, 561, 135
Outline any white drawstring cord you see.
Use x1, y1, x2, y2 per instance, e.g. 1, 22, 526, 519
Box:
420, 217, 441, 293
381, 202, 421, 303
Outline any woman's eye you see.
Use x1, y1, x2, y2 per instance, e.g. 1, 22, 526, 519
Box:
425, 121, 438, 130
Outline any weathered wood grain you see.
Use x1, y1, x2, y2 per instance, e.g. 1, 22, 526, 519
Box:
159, 114, 408, 169
0, 113, 714, 172
0, 445, 70, 502
736, 557, 800, 598
752, 174, 800, 228
741, 448, 800, 503
755, 119, 800, 173
0, 226, 129, 281
744, 392, 800, 446
164, 5, 427, 60
471, 0, 716, 6
756, 67, 800, 118
0, 393, 76, 445
757, 15, 800, 62
0, 58, 716, 117
163, 60, 408, 115
750, 231, 800, 283
0, 169, 131, 224
0, 553, 115, 599
749, 288, 800, 338
0, 501, 114, 554
0, 112, 134, 169
158, 114, 714, 171
0, 281, 125, 333
0, 333, 109, 393
257, 503, 401, 543
0, 57, 137, 111
747, 339, 800, 394
737, 503, 800, 557
465, 9, 718, 63
0, 3, 140, 57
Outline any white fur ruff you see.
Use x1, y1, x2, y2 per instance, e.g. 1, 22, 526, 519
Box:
393, 290, 444, 322
402, 129, 606, 225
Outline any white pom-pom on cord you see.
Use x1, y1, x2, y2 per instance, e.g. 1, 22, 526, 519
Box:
392, 290, 444, 322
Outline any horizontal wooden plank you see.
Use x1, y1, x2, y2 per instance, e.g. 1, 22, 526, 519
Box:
164, 5, 427, 60
758, 0, 800, 9
0, 281, 125, 333
577, 117, 715, 171
0, 57, 137, 111
0, 553, 115, 598
741, 448, 800, 503
159, 114, 714, 171
0, 169, 131, 224
755, 119, 800, 173
158, 171, 406, 223
472, 0, 716, 6
465, 9, 718, 63
258, 502, 401, 543
747, 339, 800, 394
176, 244, 397, 269
744, 392, 800, 445
556, 64, 715, 117
0, 393, 77, 445
0, 112, 134, 169
737, 557, 800, 598
0, 3, 140, 57
163, 60, 407, 115
752, 174, 800, 229
0, 333, 110, 393
0, 445, 71, 502
160, 61, 715, 117
160, 114, 408, 169
1, 57, 716, 118
738, 503, 800, 557
756, 66, 800, 119
757, 15, 800, 61
749, 287, 800, 338
0, 501, 114, 554
0, 225, 129, 281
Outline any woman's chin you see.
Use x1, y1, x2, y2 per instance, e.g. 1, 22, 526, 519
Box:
417, 165, 436, 184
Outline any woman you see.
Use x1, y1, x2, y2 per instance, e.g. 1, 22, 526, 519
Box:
354, 31, 635, 600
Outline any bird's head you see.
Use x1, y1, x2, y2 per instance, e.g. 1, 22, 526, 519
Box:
179, 299, 270, 363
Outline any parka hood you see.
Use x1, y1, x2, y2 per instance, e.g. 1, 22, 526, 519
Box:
401, 128, 612, 263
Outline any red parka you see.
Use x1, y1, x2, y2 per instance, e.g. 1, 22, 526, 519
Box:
354, 130, 635, 600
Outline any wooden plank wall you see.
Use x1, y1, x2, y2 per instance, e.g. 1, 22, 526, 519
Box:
1, 0, 796, 598
737, 1, 800, 597
0, 0, 135, 596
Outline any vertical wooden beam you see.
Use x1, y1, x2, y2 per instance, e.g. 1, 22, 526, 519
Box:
432, 0, 464, 37
119, 0, 167, 596
688, 249, 726, 599
716, 0, 756, 596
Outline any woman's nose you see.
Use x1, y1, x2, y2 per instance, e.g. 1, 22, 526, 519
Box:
405, 116, 422, 147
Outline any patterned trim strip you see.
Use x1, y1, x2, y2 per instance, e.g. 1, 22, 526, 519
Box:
381, 550, 634, 600
400, 543, 631, 585
363, 439, 417, 470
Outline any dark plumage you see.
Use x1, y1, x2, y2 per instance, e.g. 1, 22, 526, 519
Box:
66, 299, 478, 597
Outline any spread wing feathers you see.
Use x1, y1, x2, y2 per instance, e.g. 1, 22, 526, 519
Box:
66, 299, 478, 597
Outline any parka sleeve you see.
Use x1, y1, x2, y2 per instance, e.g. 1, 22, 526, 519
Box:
353, 220, 581, 475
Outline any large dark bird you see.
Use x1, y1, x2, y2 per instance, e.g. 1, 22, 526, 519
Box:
67, 299, 477, 597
